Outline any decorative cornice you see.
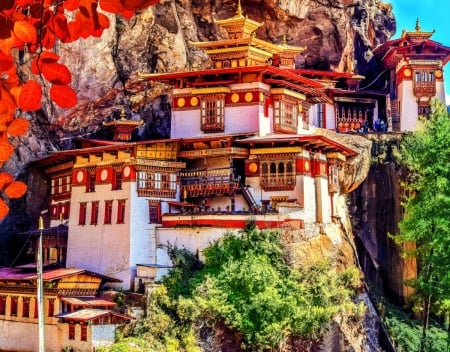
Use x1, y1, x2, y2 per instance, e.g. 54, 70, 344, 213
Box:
270, 88, 306, 101
191, 87, 231, 95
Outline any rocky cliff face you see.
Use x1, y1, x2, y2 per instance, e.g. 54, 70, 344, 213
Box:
1, 0, 396, 277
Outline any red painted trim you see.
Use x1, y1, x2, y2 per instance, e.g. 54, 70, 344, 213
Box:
161, 217, 304, 229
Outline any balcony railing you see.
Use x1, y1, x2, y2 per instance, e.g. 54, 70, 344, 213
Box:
181, 168, 241, 197
260, 175, 296, 191
413, 83, 435, 96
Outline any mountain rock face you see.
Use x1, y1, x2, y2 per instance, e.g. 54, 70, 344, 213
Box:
1, 1, 397, 349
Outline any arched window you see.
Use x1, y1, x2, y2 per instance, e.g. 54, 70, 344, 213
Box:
260, 157, 296, 190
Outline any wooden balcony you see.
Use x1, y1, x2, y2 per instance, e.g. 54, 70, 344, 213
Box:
413, 83, 435, 96
181, 169, 241, 197
260, 175, 296, 191
183, 179, 240, 198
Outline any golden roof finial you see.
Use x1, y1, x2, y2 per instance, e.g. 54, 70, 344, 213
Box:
120, 108, 126, 120
236, 0, 243, 17
282, 34, 287, 46
415, 18, 421, 32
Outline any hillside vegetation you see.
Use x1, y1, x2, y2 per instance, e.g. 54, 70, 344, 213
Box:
100, 224, 363, 351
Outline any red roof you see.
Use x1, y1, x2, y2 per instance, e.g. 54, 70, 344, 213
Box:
0, 267, 121, 283
235, 134, 357, 157
60, 297, 116, 308
56, 309, 132, 323
141, 65, 331, 103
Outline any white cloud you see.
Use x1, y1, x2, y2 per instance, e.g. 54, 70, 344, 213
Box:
446, 93, 450, 106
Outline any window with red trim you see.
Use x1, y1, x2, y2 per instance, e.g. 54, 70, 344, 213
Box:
22, 297, 30, 318
81, 323, 87, 341
117, 199, 126, 224
112, 170, 123, 190
200, 95, 225, 133
104, 200, 113, 224
79, 202, 87, 225
10, 296, 18, 316
47, 298, 55, 317
0, 296, 5, 315
273, 97, 299, 133
69, 323, 75, 340
149, 200, 161, 224
86, 172, 96, 192
90, 201, 99, 225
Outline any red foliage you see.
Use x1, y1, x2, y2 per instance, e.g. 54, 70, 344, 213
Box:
0, 0, 160, 220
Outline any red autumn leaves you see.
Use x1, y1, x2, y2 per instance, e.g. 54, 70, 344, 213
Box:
0, 0, 160, 221
0, 172, 27, 219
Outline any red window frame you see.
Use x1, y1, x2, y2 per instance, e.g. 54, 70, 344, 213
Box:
90, 201, 99, 225
22, 297, 30, 318
69, 323, 75, 340
79, 202, 87, 225
117, 199, 126, 224
104, 200, 113, 224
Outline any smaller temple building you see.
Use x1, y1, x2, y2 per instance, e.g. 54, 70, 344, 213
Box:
0, 265, 130, 352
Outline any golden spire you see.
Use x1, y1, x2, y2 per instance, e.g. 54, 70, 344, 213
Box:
236, 0, 243, 17
415, 18, 421, 32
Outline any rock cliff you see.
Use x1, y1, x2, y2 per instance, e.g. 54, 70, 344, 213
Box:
1, 0, 396, 288
0, 1, 399, 349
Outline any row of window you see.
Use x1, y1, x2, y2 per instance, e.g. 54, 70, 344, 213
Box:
260, 160, 296, 190
68, 323, 88, 341
0, 295, 55, 318
51, 175, 71, 197
414, 70, 434, 83
137, 171, 177, 198
197, 94, 305, 134
79, 199, 126, 226
86, 170, 123, 193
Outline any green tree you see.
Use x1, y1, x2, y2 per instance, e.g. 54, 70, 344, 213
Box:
394, 99, 450, 351
188, 226, 360, 350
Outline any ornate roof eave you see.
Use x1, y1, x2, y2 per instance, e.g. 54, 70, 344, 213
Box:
235, 134, 357, 157
139, 65, 329, 102
190, 37, 285, 55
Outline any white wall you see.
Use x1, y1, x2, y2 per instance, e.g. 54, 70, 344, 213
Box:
67, 182, 132, 288
0, 320, 60, 352
398, 80, 418, 131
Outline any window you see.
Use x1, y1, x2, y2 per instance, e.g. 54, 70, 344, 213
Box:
48, 298, 55, 317
10, 296, 18, 316
69, 323, 75, 340
79, 202, 87, 225
117, 199, 126, 224
112, 169, 123, 190
260, 157, 296, 191
413, 68, 436, 96
0, 296, 5, 315
51, 174, 71, 199
50, 201, 71, 221
137, 170, 178, 198
86, 171, 96, 192
273, 97, 299, 133
22, 297, 30, 318
90, 201, 99, 225
80, 323, 87, 341
34, 298, 38, 318
104, 200, 113, 224
200, 95, 225, 133
317, 103, 325, 128
149, 200, 161, 224
328, 164, 339, 193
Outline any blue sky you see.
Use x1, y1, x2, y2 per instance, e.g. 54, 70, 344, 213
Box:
390, 0, 450, 103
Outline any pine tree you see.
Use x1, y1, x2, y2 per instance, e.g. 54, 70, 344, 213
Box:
394, 99, 450, 351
